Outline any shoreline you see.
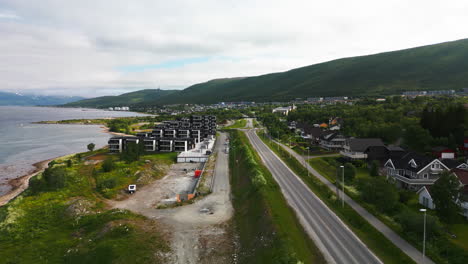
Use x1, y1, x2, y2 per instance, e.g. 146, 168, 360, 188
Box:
0, 158, 54, 207
0, 124, 119, 207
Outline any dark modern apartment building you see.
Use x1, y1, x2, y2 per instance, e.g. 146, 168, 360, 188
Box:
108, 115, 216, 153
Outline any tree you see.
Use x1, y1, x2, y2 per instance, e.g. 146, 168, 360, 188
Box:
356, 177, 399, 214
396, 209, 441, 240
431, 172, 461, 223
369, 160, 380, 177
343, 163, 356, 182
43, 166, 67, 190
87, 143, 95, 152
66, 159, 72, 168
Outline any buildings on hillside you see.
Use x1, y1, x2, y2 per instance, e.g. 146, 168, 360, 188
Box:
272, 105, 297, 115
108, 115, 216, 153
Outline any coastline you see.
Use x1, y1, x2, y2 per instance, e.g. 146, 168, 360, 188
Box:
0, 124, 121, 207
0, 159, 53, 207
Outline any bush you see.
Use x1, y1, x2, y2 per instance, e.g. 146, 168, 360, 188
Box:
398, 190, 413, 204
43, 166, 68, 190
343, 163, 356, 182
356, 177, 399, 214
369, 160, 380, 177
102, 158, 115, 172
395, 209, 442, 240
66, 159, 72, 168
97, 177, 117, 191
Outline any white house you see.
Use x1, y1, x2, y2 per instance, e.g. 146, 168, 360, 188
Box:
417, 186, 435, 209
416, 168, 468, 218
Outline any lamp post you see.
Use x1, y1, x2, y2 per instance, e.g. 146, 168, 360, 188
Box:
340, 165, 344, 208
420, 208, 427, 263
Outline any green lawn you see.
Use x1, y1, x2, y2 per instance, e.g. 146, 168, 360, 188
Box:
225, 119, 247, 129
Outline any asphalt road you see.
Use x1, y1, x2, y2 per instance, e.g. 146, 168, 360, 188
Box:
245, 130, 382, 264
277, 140, 434, 264
212, 132, 230, 193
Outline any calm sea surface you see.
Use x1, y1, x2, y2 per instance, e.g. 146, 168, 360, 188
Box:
0, 106, 148, 195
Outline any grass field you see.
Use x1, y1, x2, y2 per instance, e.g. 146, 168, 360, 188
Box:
224, 119, 247, 129
0, 150, 175, 263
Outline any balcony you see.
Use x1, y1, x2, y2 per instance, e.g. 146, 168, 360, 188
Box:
392, 173, 438, 185
340, 151, 367, 159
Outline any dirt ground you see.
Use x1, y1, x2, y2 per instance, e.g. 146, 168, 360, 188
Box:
110, 133, 234, 264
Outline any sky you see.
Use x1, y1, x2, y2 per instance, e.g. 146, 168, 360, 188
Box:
0, 0, 468, 97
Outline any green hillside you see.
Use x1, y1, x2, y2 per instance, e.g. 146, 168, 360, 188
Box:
64, 89, 178, 108
155, 38, 468, 104
69, 38, 468, 106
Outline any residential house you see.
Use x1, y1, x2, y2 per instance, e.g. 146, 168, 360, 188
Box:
272, 105, 296, 116
385, 152, 468, 191
319, 132, 346, 150
340, 138, 387, 160
417, 169, 468, 218
432, 146, 455, 159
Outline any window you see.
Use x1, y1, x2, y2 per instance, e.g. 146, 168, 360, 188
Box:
431, 163, 441, 169
423, 173, 429, 179
422, 197, 429, 207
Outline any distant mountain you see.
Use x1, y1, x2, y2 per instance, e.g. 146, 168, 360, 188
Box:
63, 89, 178, 108
0, 91, 84, 106
69, 38, 468, 106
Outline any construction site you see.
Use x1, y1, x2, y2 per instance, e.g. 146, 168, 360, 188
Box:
110, 131, 233, 264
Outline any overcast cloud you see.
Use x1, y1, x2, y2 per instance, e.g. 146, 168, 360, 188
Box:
0, 0, 467, 97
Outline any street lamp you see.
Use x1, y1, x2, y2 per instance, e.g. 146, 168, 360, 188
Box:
340, 165, 344, 208
306, 147, 310, 177
420, 208, 427, 263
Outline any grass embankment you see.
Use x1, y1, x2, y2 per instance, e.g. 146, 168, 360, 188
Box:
229, 130, 326, 264
0, 150, 175, 263
257, 132, 415, 264
225, 119, 247, 129
310, 156, 468, 264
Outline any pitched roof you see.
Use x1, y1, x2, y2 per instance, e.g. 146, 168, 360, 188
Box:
452, 168, 468, 185
348, 138, 385, 152
440, 159, 462, 169
390, 152, 434, 172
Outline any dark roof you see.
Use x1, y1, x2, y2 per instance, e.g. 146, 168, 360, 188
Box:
440, 159, 462, 169
304, 127, 324, 138
348, 138, 385, 152
452, 168, 468, 185
389, 152, 434, 172
387, 146, 405, 152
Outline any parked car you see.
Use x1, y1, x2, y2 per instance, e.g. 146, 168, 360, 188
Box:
128, 184, 137, 194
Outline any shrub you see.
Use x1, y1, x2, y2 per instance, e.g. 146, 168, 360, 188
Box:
369, 160, 380, 177
102, 158, 115, 173
43, 166, 68, 190
395, 209, 442, 240
356, 177, 399, 214
97, 177, 117, 191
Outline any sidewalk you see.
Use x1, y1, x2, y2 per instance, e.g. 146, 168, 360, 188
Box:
274, 139, 435, 264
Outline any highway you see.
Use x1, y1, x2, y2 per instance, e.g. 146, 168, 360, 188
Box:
245, 129, 382, 264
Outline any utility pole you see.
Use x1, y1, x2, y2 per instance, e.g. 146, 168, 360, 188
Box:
340, 165, 344, 208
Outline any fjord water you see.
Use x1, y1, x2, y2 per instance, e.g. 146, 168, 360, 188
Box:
0, 106, 148, 195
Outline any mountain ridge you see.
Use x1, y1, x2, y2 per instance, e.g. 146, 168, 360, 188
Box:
66, 38, 468, 107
